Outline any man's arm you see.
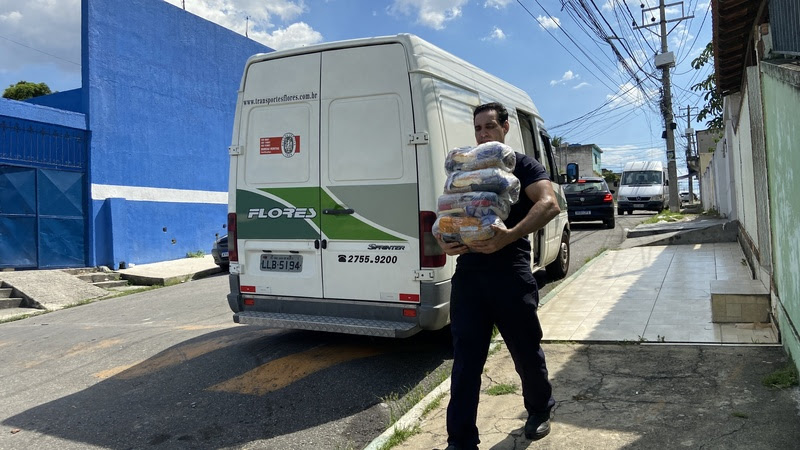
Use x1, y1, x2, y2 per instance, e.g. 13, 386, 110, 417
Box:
468, 179, 560, 254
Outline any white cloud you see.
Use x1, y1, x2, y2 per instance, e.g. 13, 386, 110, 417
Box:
550, 70, 577, 86
696, 1, 710, 10
253, 22, 322, 50
484, 0, 512, 9
537, 15, 560, 30
482, 26, 506, 42
598, 144, 665, 171
389, 0, 467, 30
164, 0, 322, 50
573, 82, 590, 89
670, 23, 693, 49
606, 81, 653, 108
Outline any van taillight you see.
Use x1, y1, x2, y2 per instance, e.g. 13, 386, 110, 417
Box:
227, 212, 238, 262
420, 211, 445, 267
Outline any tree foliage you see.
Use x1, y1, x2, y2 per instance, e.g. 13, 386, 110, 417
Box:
690, 42, 723, 131
601, 168, 619, 186
551, 135, 564, 148
2, 81, 52, 101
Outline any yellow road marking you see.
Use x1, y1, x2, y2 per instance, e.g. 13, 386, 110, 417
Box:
93, 329, 274, 379
207, 344, 383, 396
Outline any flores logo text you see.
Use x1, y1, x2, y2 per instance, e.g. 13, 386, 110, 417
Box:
248, 207, 317, 219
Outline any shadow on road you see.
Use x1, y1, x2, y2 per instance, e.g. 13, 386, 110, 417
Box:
4, 326, 453, 449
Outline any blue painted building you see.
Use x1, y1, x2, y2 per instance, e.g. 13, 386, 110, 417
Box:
0, 0, 271, 269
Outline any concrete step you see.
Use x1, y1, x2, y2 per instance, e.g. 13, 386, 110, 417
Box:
0, 287, 12, 299
0, 297, 24, 309
710, 280, 770, 323
93, 280, 129, 289
77, 273, 122, 283
0, 307, 44, 321
62, 267, 113, 276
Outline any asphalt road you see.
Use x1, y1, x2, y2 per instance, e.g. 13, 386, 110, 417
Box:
0, 276, 453, 450
0, 212, 652, 450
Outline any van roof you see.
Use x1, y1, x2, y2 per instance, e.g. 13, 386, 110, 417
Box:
241, 34, 541, 120
622, 161, 664, 171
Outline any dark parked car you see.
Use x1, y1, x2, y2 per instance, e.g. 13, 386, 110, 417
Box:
564, 177, 615, 229
211, 235, 229, 270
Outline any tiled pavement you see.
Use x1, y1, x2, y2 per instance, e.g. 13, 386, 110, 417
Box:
539, 242, 778, 344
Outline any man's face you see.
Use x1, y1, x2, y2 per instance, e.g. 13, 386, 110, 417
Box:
474, 109, 509, 144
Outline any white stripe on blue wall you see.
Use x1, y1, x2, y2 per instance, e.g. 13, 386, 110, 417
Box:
91, 184, 228, 204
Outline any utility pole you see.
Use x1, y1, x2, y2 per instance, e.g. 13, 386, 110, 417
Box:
680, 105, 698, 204
635, 0, 693, 212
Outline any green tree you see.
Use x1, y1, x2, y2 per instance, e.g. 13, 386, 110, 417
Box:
690, 42, 723, 131
551, 135, 564, 148
601, 168, 619, 186
2, 81, 52, 101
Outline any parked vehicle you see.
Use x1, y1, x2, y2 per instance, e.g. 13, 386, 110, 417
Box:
564, 177, 615, 229
211, 235, 229, 270
616, 161, 669, 215
679, 191, 697, 204
225, 34, 570, 338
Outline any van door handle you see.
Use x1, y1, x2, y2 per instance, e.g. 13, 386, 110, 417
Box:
314, 239, 320, 249
321, 239, 327, 249
322, 208, 354, 215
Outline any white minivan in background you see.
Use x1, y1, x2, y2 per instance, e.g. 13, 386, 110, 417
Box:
224, 34, 570, 338
616, 161, 669, 215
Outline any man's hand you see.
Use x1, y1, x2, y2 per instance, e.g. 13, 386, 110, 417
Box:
467, 225, 515, 254
436, 238, 470, 256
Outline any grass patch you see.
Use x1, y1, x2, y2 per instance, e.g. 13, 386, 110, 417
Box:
186, 250, 205, 258
381, 364, 452, 426
420, 392, 446, 418
0, 310, 48, 324
378, 425, 421, 450
585, 247, 608, 264
642, 209, 684, 224
486, 383, 517, 396
487, 341, 503, 357
762, 364, 799, 389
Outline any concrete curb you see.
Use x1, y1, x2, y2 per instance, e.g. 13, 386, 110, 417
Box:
363, 341, 500, 450
120, 266, 221, 286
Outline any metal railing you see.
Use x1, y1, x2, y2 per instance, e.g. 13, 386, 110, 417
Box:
0, 118, 87, 170
770, 0, 800, 57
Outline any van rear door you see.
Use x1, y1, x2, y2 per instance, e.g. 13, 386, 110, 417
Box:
319, 44, 420, 302
236, 44, 420, 303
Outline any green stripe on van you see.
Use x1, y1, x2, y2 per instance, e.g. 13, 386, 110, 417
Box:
236, 189, 319, 240
319, 189, 402, 241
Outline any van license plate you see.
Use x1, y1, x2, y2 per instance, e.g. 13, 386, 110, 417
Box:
633, 203, 644, 208
261, 254, 303, 272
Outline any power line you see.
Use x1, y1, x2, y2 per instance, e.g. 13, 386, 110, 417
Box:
0, 34, 81, 67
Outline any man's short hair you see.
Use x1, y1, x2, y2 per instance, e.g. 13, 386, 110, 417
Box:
474, 102, 509, 124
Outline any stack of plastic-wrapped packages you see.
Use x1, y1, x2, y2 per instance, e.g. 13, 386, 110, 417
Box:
433, 141, 520, 245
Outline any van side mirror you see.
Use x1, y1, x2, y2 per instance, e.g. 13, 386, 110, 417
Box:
565, 163, 579, 183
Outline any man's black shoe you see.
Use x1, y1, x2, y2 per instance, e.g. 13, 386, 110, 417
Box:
524, 414, 551, 440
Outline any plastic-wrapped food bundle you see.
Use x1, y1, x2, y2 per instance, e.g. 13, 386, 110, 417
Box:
437, 191, 512, 220
444, 168, 521, 204
445, 141, 516, 173
433, 214, 506, 245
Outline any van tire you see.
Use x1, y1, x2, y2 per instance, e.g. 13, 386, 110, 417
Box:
546, 230, 570, 279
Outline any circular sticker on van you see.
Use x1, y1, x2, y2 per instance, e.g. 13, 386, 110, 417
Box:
281, 133, 296, 158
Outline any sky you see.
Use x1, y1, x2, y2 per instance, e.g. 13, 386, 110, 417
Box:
0, 0, 714, 183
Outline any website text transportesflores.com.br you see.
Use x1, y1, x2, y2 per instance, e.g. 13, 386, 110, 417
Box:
243, 92, 318, 106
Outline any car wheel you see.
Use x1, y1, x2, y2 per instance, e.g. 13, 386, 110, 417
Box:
618, 208, 624, 216
604, 217, 615, 229
546, 230, 570, 279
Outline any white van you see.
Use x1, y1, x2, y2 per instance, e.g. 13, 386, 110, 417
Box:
225, 34, 570, 338
616, 161, 669, 215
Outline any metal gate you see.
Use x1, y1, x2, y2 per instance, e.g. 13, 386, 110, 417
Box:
0, 117, 88, 269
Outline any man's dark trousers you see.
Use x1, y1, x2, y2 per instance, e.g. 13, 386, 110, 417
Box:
446, 268, 555, 448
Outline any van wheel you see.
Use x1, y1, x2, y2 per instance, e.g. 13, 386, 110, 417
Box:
546, 230, 570, 279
